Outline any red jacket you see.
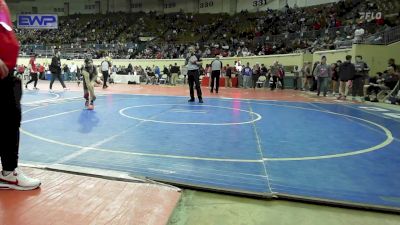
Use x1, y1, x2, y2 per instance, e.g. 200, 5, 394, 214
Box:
38, 65, 45, 73
29, 57, 37, 73
0, 0, 19, 71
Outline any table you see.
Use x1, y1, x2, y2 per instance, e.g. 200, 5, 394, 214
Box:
201, 76, 238, 87
111, 74, 141, 84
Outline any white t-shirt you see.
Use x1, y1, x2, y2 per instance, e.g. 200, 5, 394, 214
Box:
69, 64, 77, 73
101, 61, 110, 72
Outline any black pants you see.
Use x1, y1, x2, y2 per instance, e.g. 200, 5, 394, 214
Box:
26, 73, 38, 87
278, 77, 285, 89
293, 77, 299, 90
252, 77, 259, 89
210, 70, 220, 92
269, 75, 277, 90
0, 74, 22, 171
102, 71, 109, 87
50, 73, 66, 89
311, 77, 317, 91
39, 72, 45, 80
352, 76, 364, 97
188, 70, 202, 100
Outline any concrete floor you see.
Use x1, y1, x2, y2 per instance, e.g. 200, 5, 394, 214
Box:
168, 190, 400, 225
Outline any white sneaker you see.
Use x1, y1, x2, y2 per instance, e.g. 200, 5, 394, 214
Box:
63, 88, 69, 91
0, 168, 41, 190
49, 89, 54, 93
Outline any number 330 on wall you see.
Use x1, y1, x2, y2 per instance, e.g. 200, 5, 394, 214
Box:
199, 1, 214, 8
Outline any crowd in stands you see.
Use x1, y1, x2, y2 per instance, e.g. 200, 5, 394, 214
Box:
15, 0, 400, 59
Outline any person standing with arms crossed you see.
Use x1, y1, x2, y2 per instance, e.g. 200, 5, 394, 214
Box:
0, 0, 41, 190
186, 46, 203, 103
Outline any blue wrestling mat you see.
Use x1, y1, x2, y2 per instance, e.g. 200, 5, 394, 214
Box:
19, 90, 400, 212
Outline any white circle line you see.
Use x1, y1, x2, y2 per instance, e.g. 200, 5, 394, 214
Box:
119, 104, 262, 126
22, 93, 60, 105
19, 129, 261, 163
254, 102, 394, 161
21, 97, 395, 161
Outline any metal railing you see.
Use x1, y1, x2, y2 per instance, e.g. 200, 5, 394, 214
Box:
361, 25, 400, 45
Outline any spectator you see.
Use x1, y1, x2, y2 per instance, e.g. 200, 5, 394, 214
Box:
331, 63, 339, 96
69, 62, 78, 82
252, 63, 261, 89
170, 63, 180, 86
242, 62, 252, 89
225, 64, 233, 88
292, 65, 301, 90
163, 65, 170, 84
353, 55, 370, 100
301, 62, 312, 91
338, 55, 355, 100
314, 56, 331, 97
270, 61, 281, 90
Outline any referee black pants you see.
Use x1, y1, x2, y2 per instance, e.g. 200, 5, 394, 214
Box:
188, 70, 202, 100
210, 70, 220, 92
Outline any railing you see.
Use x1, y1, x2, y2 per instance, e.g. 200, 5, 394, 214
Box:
361, 25, 400, 45
19, 42, 143, 58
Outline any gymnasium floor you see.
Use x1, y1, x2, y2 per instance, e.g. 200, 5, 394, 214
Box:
15, 81, 400, 214
2, 81, 400, 223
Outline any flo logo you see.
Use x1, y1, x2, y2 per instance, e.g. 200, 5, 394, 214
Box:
359, 12, 383, 20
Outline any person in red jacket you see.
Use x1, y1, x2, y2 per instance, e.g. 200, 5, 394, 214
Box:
0, 0, 41, 190
38, 63, 45, 80
25, 54, 39, 90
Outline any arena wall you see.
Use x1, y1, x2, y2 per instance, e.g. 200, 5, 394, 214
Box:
353, 42, 400, 76
313, 48, 353, 65
8, 0, 340, 19
16, 52, 309, 72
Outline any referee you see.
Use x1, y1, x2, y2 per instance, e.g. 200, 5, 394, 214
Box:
186, 46, 203, 103
210, 55, 222, 93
